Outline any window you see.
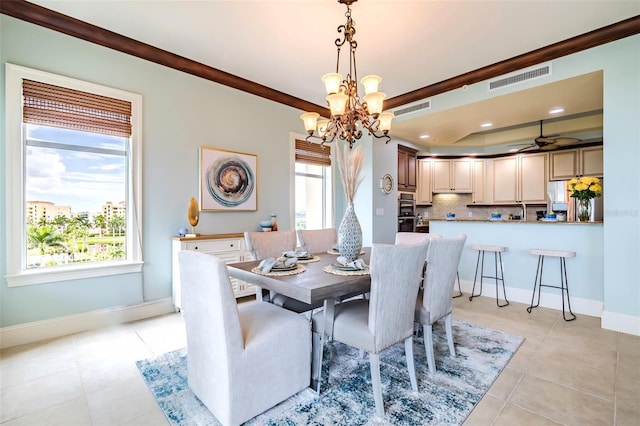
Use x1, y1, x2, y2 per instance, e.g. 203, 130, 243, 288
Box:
294, 139, 333, 230
5, 64, 142, 286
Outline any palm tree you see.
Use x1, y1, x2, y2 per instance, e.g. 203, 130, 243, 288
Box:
93, 214, 106, 238
110, 215, 125, 238
27, 224, 67, 255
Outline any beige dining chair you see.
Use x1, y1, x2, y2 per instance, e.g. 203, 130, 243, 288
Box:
297, 228, 337, 253
312, 242, 430, 417
394, 232, 442, 245
178, 250, 310, 426
244, 230, 321, 313
415, 233, 467, 375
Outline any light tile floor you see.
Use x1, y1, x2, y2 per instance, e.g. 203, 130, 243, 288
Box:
1, 295, 638, 425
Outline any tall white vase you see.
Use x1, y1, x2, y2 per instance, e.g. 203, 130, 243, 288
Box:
338, 203, 363, 261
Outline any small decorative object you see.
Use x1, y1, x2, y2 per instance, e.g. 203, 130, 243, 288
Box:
380, 173, 393, 194
270, 213, 278, 232
259, 220, 273, 232
491, 211, 502, 220
336, 144, 364, 261
567, 176, 602, 222
178, 227, 188, 237
185, 197, 200, 238
446, 212, 456, 220
200, 146, 257, 212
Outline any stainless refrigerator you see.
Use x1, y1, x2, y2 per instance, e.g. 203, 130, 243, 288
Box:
547, 180, 604, 222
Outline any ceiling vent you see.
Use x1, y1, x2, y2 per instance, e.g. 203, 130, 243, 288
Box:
488, 63, 552, 91
394, 100, 431, 116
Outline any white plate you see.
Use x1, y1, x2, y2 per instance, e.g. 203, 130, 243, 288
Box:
540, 218, 558, 222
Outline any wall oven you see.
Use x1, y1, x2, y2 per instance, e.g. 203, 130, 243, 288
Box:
398, 193, 416, 232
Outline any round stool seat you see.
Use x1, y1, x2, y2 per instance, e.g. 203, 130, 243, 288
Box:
472, 245, 507, 253
530, 249, 576, 258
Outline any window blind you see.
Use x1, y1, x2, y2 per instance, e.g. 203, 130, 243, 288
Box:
22, 79, 132, 137
295, 139, 331, 166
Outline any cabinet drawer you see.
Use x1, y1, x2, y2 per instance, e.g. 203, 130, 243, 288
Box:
184, 239, 244, 253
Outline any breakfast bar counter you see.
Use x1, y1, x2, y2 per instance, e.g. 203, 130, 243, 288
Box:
429, 219, 604, 317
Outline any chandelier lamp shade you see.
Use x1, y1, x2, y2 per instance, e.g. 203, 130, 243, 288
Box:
300, 0, 393, 149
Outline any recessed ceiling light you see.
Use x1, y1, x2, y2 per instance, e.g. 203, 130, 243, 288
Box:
419, 134, 429, 139
508, 148, 519, 153
480, 122, 493, 128
549, 107, 564, 114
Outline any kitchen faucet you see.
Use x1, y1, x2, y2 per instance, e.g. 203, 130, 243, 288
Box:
521, 202, 527, 221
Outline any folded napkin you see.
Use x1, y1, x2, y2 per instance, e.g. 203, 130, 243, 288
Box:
258, 256, 297, 273
336, 256, 366, 270
282, 250, 309, 258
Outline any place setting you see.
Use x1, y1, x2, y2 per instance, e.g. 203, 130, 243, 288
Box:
281, 250, 321, 263
323, 256, 369, 276
251, 256, 306, 276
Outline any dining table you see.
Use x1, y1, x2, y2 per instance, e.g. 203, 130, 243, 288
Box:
227, 248, 371, 392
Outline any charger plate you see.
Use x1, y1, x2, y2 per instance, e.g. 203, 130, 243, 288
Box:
323, 264, 369, 276
251, 265, 306, 276
297, 255, 321, 263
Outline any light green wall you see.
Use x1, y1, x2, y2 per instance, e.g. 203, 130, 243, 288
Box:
1, 15, 638, 330
0, 16, 301, 326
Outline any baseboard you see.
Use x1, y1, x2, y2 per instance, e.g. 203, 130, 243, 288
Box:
0, 298, 176, 349
458, 279, 603, 318
601, 310, 640, 336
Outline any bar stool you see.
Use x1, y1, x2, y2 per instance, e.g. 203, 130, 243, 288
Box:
469, 245, 509, 307
527, 249, 576, 321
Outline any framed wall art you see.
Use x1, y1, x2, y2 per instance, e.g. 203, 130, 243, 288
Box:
200, 146, 257, 211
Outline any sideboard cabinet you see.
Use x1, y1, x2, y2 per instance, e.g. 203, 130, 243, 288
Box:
171, 234, 255, 310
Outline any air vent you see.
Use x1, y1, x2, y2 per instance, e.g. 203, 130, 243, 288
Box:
488, 63, 552, 91
394, 100, 431, 116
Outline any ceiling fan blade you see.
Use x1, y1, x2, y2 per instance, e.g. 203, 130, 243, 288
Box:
551, 137, 582, 144
516, 144, 538, 153
535, 137, 556, 144
539, 144, 559, 151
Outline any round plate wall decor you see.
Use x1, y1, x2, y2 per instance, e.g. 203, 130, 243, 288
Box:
380, 173, 394, 194
206, 156, 255, 208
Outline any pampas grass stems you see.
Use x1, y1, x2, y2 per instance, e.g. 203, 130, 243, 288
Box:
337, 144, 364, 203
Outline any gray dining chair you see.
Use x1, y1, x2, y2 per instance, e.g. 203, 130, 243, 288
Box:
394, 232, 442, 245
415, 233, 467, 375
312, 242, 430, 417
297, 228, 337, 253
244, 230, 321, 313
178, 250, 310, 426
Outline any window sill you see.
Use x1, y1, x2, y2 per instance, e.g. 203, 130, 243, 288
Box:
6, 261, 144, 287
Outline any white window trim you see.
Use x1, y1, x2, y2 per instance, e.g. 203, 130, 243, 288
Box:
5, 63, 143, 287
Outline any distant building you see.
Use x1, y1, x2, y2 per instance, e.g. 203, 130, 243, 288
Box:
102, 201, 126, 221
26, 201, 72, 224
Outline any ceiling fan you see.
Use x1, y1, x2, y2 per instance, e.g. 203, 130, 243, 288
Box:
514, 120, 582, 152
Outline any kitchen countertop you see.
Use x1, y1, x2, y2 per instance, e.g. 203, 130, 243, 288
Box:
429, 218, 603, 224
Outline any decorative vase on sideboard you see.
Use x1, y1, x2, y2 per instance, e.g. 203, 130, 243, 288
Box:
338, 203, 363, 261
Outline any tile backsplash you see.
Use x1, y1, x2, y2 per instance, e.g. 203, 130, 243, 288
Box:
418, 193, 541, 221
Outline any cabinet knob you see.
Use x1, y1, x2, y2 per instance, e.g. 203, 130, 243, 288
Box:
194, 246, 198, 250
230, 243, 234, 247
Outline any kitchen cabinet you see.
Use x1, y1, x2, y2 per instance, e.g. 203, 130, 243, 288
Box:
416, 158, 432, 204
397, 145, 417, 191
549, 146, 603, 180
492, 153, 547, 203
432, 159, 473, 192
471, 159, 486, 203
171, 234, 255, 310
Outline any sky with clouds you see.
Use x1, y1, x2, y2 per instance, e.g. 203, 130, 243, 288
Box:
26, 125, 126, 214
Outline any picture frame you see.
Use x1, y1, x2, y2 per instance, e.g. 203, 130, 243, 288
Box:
200, 146, 257, 211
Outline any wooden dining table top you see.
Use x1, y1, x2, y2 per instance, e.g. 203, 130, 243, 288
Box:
227, 249, 371, 305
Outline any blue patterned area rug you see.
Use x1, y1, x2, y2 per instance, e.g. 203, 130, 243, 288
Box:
136, 321, 523, 425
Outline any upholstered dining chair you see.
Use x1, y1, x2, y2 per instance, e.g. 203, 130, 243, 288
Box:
415, 233, 467, 375
297, 228, 337, 254
394, 232, 442, 245
178, 250, 310, 426
244, 230, 321, 313
312, 242, 430, 417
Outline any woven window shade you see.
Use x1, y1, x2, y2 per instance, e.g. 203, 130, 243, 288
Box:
295, 139, 331, 166
22, 79, 132, 137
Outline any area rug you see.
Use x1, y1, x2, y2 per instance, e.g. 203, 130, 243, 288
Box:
136, 320, 523, 425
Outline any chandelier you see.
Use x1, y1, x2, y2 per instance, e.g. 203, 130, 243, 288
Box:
300, 0, 393, 149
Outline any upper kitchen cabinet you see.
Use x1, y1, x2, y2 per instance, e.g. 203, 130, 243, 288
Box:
471, 159, 487, 203
432, 159, 473, 193
549, 146, 603, 180
397, 145, 418, 192
416, 158, 432, 204
492, 153, 548, 203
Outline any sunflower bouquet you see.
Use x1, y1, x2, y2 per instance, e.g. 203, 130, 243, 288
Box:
568, 176, 602, 221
